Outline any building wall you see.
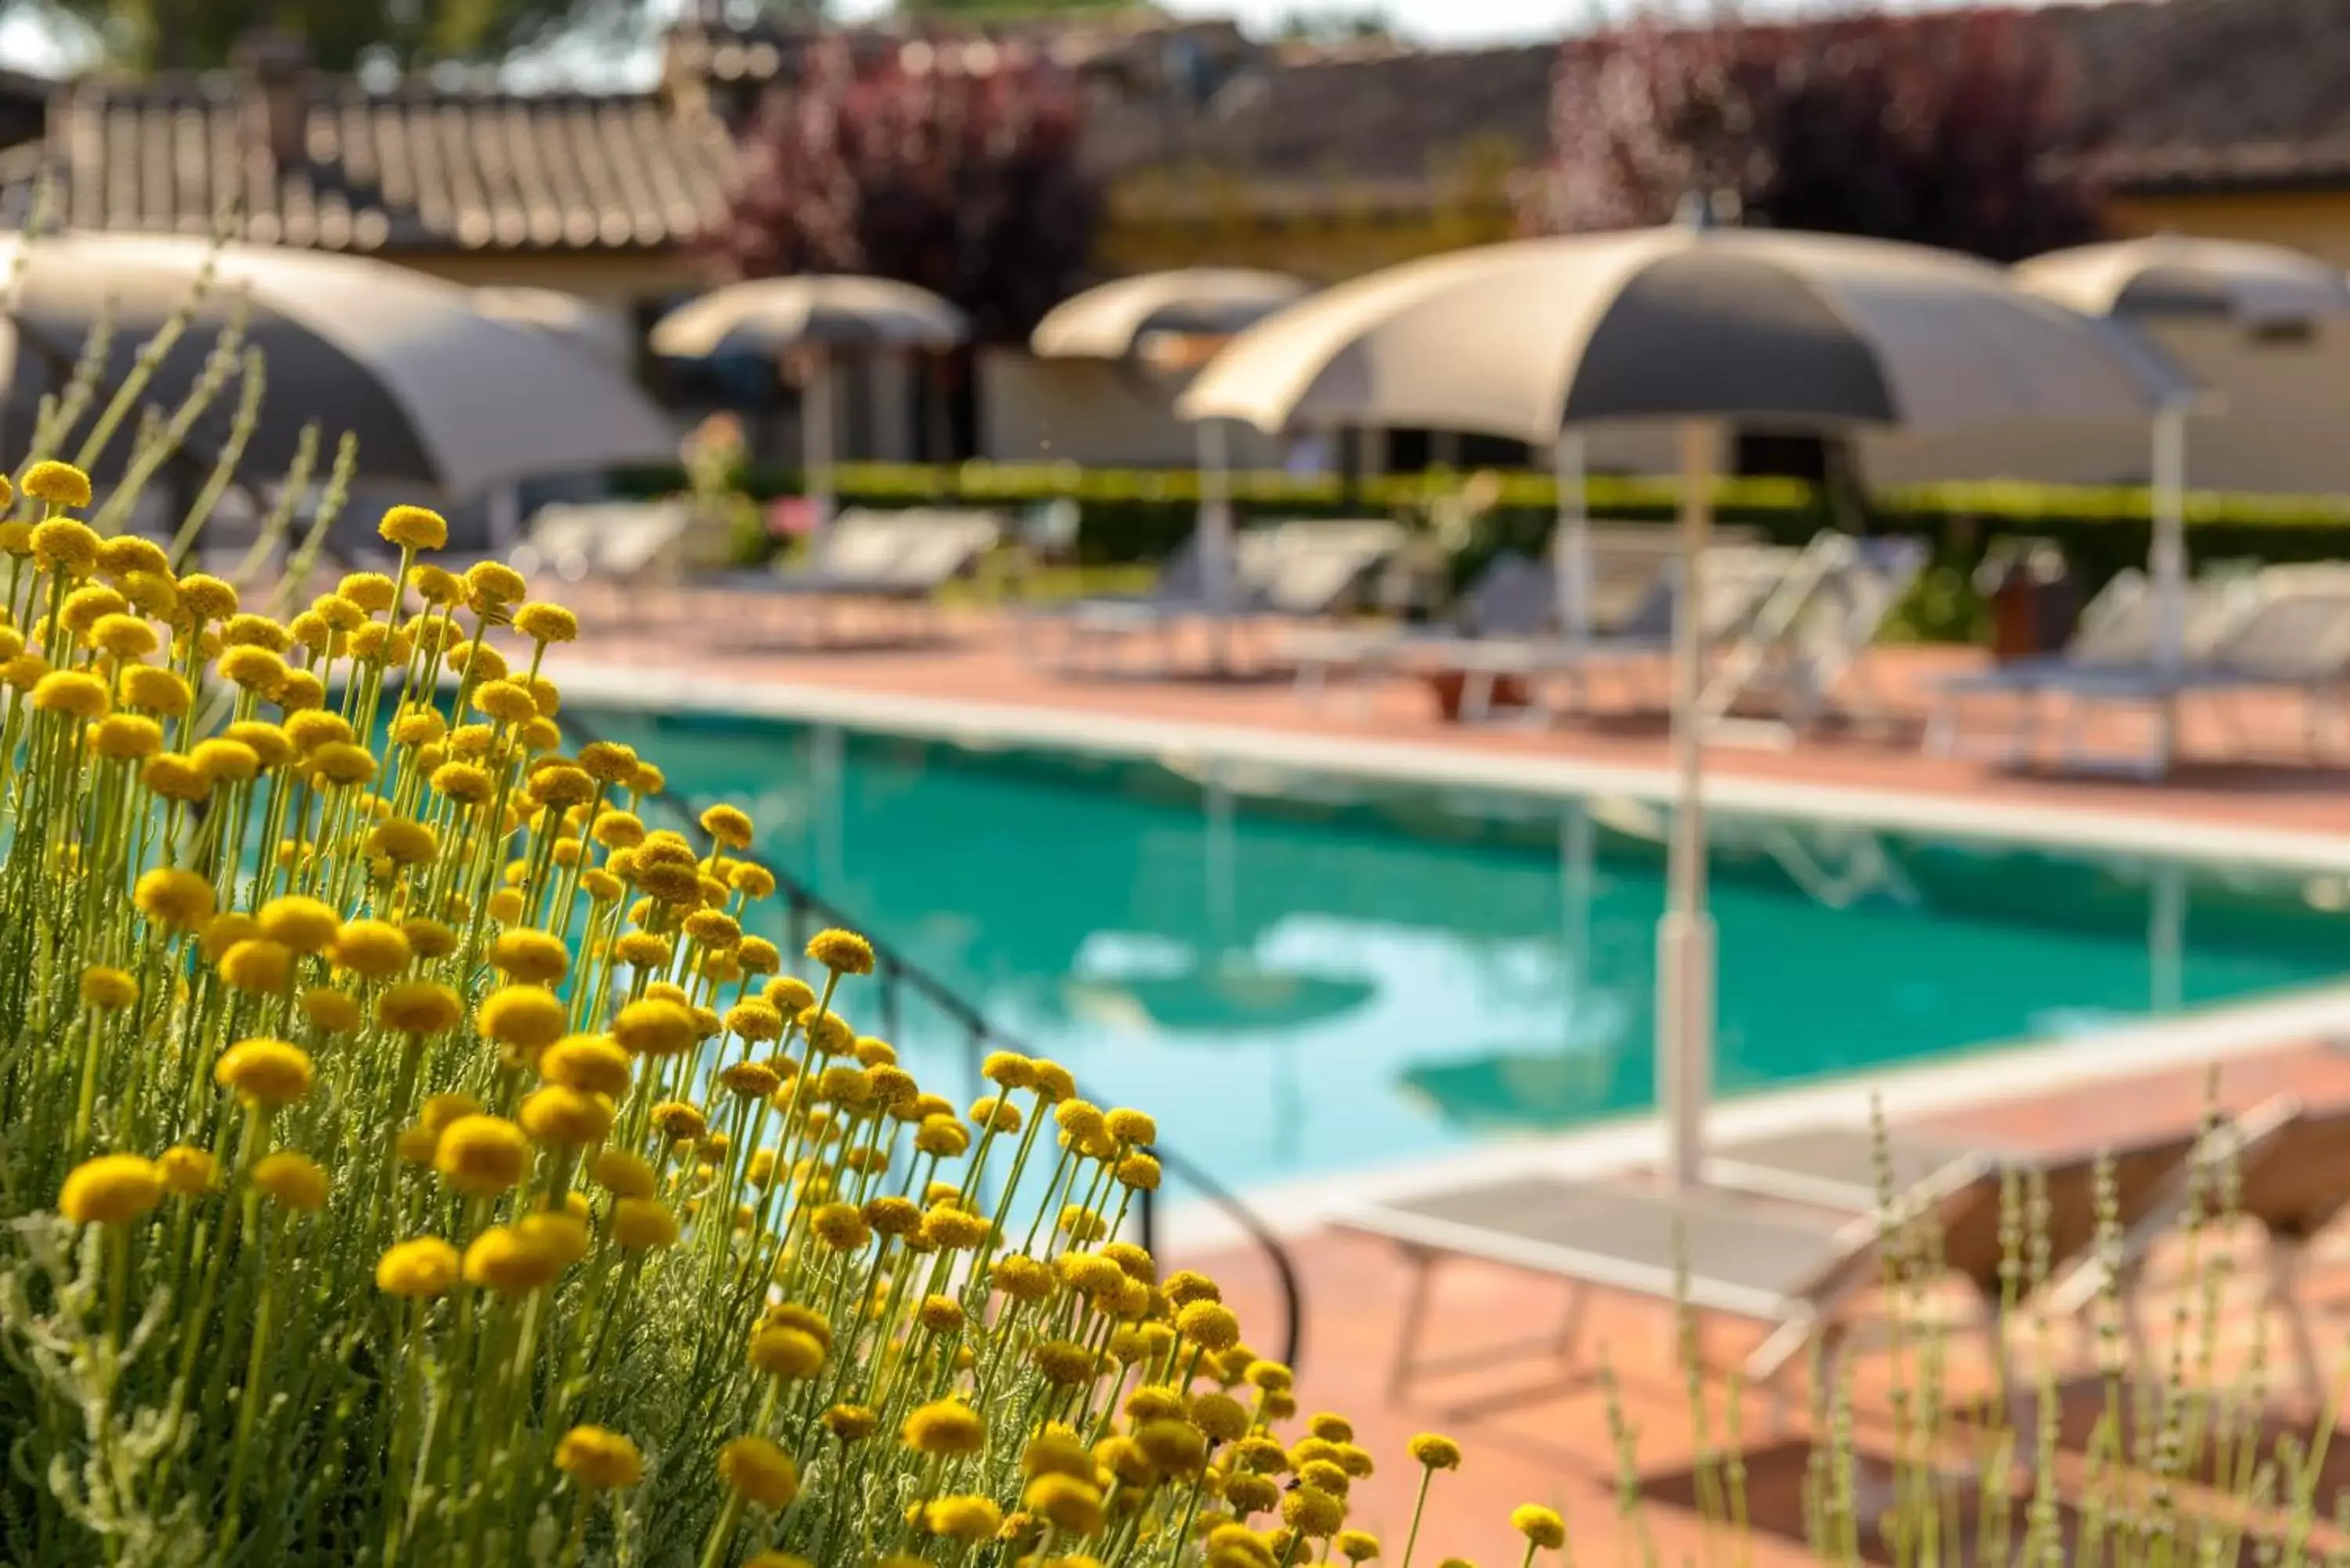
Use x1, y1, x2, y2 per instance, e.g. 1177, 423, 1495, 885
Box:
2108, 191, 2350, 270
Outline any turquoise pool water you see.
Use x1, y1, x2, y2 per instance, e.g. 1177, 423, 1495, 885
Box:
577, 706, 2350, 1195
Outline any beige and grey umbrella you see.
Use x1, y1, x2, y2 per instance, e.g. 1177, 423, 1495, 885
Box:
1030, 269, 1311, 363
2016, 236, 2350, 685
0, 231, 676, 498
1182, 222, 2192, 1188
475, 286, 637, 370
653, 276, 971, 535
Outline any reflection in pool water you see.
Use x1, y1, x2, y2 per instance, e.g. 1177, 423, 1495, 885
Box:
575, 707, 2348, 1195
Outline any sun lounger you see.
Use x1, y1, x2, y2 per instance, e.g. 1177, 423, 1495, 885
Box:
698, 508, 1003, 649
1415, 542, 1800, 725
510, 498, 697, 632
1700, 533, 1933, 742
1346, 1106, 2295, 1423
1929, 573, 2350, 775
1036, 519, 1404, 678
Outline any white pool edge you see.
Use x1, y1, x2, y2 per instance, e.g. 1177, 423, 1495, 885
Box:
551, 656, 2350, 876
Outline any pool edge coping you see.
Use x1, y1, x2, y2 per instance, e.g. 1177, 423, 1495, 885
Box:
550, 656, 2350, 876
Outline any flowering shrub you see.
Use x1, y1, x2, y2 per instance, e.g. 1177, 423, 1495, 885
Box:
0, 464, 1518, 1566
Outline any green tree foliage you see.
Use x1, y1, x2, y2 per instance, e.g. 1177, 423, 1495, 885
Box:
32, 0, 654, 72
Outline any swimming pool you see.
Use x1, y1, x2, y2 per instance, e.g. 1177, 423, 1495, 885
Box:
573, 704, 2350, 1196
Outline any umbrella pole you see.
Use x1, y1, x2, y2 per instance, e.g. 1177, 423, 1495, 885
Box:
1658, 418, 1717, 1191
804, 345, 836, 541
2150, 399, 2189, 775
1553, 429, 1591, 653
1198, 417, 1233, 674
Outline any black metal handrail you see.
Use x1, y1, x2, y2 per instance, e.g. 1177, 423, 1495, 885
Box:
568, 710, 1307, 1373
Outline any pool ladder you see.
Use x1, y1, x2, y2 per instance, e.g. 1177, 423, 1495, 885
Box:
569, 714, 1308, 1374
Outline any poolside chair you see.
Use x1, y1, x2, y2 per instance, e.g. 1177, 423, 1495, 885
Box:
511, 498, 698, 632
1037, 519, 1403, 678
1288, 526, 1763, 714
1698, 533, 1934, 743
1930, 573, 2350, 776
1347, 1106, 2280, 1425
700, 508, 1004, 650
1418, 541, 1801, 726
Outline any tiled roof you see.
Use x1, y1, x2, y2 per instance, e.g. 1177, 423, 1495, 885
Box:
1101, 0, 2350, 204
9, 77, 739, 255
1097, 41, 1554, 190
2049, 0, 2350, 193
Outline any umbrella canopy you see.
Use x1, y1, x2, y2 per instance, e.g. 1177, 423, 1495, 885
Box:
0, 232, 676, 498
1030, 269, 1311, 361
474, 286, 637, 369
1184, 222, 2196, 1192
2016, 236, 2350, 328
650, 276, 970, 359
1179, 226, 2192, 438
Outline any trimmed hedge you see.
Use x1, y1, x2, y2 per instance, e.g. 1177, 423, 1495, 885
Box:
610, 461, 2350, 642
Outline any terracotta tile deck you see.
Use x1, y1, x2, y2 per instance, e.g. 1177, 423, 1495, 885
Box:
1175, 1045, 2350, 1568
543, 599, 2350, 1561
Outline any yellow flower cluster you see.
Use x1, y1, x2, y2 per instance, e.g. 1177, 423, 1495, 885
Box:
0, 475, 1550, 1566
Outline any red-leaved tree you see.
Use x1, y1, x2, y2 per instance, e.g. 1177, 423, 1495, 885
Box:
705, 32, 1102, 345
1528, 7, 2107, 263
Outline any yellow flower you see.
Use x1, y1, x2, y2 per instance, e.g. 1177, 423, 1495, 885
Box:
191, 738, 259, 783
927, 1496, 1005, 1542
588, 1148, 656, 1199
822, 1404, 879, 1443
435, 1115, 531, 1197
765, 976, 816, 1013
1224, 1475, 1282, 1516
330, 919, 411, 978
489, 927, 569, 985
1105, 1107, 1157, 1145
25, 460, 93, 509
214, 1039, 315, 1109
59, 1154, 164, 1225
119, 663, 191, 716
554, 1425, 642, 1489
538, 1035, 627, 1096
805, 927, 874, 976
1510, 1507, 1566, 1551
649, 1101, 707, 1142
89, 712, 162, 760
431, 761, 494, 804
717, 1436, 798, 1510
307, 742, 376, 787
697, 802, 755, 848
748, 1324, 826, 1379
1336, 1530, 1381, 1563
86, 612, 157, 660
902, 1397, 985, 1457
513, 602, 578, 644
518, 1210, 591, 1266
519, 1086, 616, 1147
256, 895, 339, 956
216, 645, 287, 695
609, 1198, 680, 1252
1192, 1393, 1250, 1442
471, 678, 537, 725
78, 965, 136, 1010
718, 1060, 782, 1100
377, 980, 462, 1035
479, 986, 568, 1057
1282, 1487, 1345, 1539
378, 504, 448, 551
216, 938, 292, 995
251, 1151, 328, 1212
462, 1225, 563, 1295
31, 670, 108, 719
612, 999, 696, 1058
1408, 1433, 1462, 1470
157, 1145, 217, 1195
293, 986, 359, 1036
